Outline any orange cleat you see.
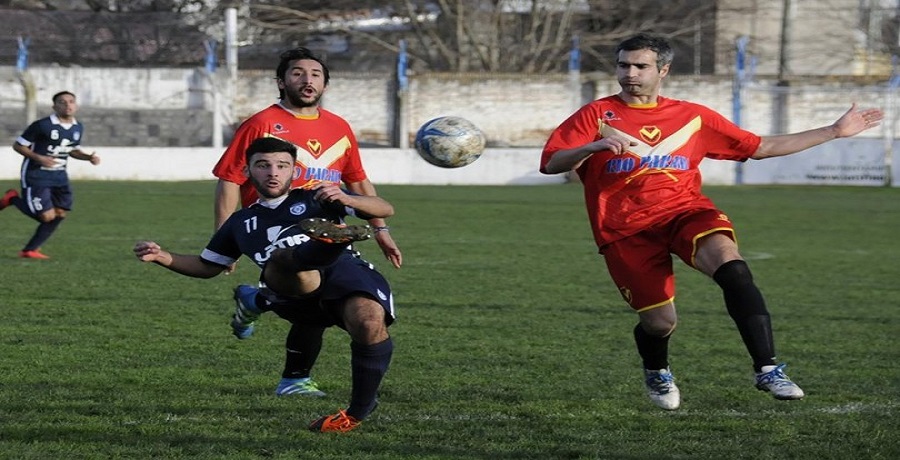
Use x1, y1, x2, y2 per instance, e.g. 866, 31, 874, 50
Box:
308, 409, 361, 433
0, 189, 18, 210
19, 249, 50, 259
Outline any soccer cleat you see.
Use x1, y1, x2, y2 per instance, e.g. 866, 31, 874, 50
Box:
299, 218, 372, 244
308, 409, 361, 433
19, 249, 50, 259
0, 189, 18, 210
275, 377, 326, 397
644, 367, 681, 410
756, 364, 805, 400
230, 285, 261, 340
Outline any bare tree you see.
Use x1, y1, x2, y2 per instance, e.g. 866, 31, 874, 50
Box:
0, 1, 212, 66
238, 0, 717, 74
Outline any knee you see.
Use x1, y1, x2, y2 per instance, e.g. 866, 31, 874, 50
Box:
713, 260, 753, 289
37, 209, 66, 222
639, 305, 677, 337
641, 318, 677, 337
355, 318, 388, 344
342, 298, 388, 344
38, 212, 58, 223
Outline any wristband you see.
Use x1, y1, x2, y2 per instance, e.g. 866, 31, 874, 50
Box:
374, 226, 390, 233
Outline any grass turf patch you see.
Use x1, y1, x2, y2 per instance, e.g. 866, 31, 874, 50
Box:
0, 181, 898, 459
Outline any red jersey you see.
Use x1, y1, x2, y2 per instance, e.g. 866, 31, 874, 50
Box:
541, 95, 761, 249
212, 103, 368, 207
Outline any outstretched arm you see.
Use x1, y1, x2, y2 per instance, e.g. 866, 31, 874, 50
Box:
752, 104, 884, 160
133, 241, 226, 278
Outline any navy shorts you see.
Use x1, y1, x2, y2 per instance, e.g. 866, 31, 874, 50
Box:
262, 254, 395, 329
23, 184, 74, 214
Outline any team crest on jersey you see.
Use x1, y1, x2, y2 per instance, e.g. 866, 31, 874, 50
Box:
639, 126, 662, 144
306, 139, 322, 155
289, 203, 307, 216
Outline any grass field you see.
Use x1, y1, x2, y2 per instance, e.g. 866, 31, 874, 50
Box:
0, 181, 898, 459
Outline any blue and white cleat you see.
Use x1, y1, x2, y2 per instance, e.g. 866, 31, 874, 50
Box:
275, 377, 327, 397
231, 285, 261, 340
644, 367, 681, 410
756, 364, 805, 400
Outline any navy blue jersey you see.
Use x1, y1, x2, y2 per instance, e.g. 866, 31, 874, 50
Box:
201, 188, 360, 268
16, 114, 85, 187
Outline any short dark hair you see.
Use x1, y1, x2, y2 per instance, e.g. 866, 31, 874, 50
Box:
275, 47, 330, 98
616, 33, 674, 71
52, 91, 76, 104
245, 137, 297, 163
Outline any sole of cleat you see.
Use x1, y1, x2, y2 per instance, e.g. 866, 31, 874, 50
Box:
299, 218, 373, 244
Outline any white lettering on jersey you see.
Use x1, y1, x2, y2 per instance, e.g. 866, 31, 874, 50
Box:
253, 227, 313, 265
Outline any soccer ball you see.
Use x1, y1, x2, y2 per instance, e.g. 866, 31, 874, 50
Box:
414, 116, 486, 168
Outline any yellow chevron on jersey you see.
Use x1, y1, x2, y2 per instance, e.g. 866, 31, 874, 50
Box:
600, 116, 702, 159
639, 126, 661, 143
307, 139, 322, 154
297, 136, 351, 168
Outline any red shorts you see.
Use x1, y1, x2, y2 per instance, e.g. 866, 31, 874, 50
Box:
601, 208, 736, 312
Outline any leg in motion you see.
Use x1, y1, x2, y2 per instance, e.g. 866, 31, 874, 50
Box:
713, 259, 804, 400
309, 295, 393, 433
276, 323, 327, 397
21, 212, 65, 259
636, 305, 680, 410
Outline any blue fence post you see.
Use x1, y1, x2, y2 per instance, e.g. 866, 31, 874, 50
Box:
17, 36, 30, 72
204, 40, 218, 74
569, 35, 580, 72
397, 39, 408, 91
733, 36, 749, 185
396, 39, 409, 148
885, 56, 900, 187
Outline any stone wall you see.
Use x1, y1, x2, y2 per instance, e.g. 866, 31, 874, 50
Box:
0, 107, 215, 147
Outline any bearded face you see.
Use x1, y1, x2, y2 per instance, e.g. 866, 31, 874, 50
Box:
279, 58, 327, 110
